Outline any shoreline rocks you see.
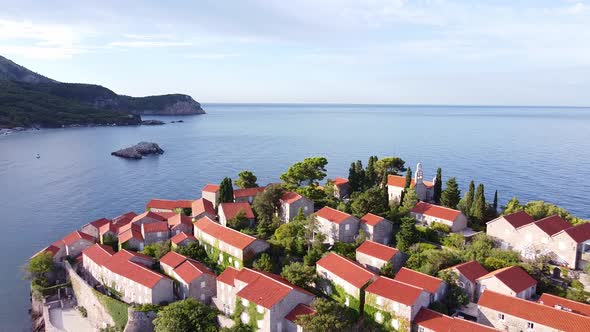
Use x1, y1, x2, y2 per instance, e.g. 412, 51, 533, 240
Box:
111, 142, 164, 159
141, 120, 165, 126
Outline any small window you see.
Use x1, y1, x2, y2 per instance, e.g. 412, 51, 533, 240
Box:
201, 281, 206, 288
498, 313, 505, 320
527, 322, 534, 329
345, 224, 350, 231
418, 327, 425, 332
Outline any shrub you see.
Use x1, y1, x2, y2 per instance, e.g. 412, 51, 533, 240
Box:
78, 306, 88, 317
431, 222, 451, 233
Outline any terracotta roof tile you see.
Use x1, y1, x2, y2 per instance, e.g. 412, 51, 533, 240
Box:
333, 177, 349, 186
527, 215, 572, 236
563, 222, 590, 243
217, 266, 240, 286
233, 187, 265, 198
500, 211, 535, 229
360, 213, 386, 226
170, 232, 196, 245
479, 291, 590, 332
141, 221, 169, 233
394, 268, 443, 294
160, 251, 188, 269
387, 175, 414, 188
62, 231, 95, 246
538, 293, 590, 317
285, 303, 316, 323
118, 228, 143, 243
167, 213, 192, 226
89, 218, 110, 229
220, 202, 255, 220
316, 206, 353, 224
173, 258, 214, 284
191, 198, 215, 217
234, 268, 313, 309
103, 251, 169, 289
356, 240, 399, 262
446, 261, 488, 283
477, 266, 537, 293
281, 191, 304, 204
414, 308, 497, 331
131, 211, 167, 223
317, 252, 376, 289
365, 276, 424, 306
202, 184, 220, 193
146, 199, 181, 211
194, 217, 257, 250
411, 202, 462, 222
82, 244, 115, 266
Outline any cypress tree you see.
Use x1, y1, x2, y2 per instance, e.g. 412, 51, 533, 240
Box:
460, 180, 475, 216
355, 160, 366, 190
366, 156, 378, 187
217, 177, 234, 205
493, 190, 498, 212
404, 167, 412, 189
470, 183, 486, 223
433, 167, 442, 204
441, 177, 461, 209
348, 162, 358, 192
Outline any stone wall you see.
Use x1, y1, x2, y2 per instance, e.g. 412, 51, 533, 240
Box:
65, 261, 116, 329
124, 307, 157, 332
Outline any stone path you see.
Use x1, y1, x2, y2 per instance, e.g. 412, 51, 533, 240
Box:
49, 308, 95, 332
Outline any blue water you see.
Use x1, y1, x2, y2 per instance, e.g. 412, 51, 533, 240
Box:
1, 104, 589, 331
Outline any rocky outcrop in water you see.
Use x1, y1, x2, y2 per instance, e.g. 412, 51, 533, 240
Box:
111, 142, 164, 159
141, 120, 165, 125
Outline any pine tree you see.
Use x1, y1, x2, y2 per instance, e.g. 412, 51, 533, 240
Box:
217, 177, 234, 205
470, 183, 486, 223
441, 177, 461, 209
459, 180, 475, 216
396, 216, 419, 252
433, 167, 442, 204
404, 167, 412, 188
402, 187, 419, 210
355, 160, 366, 190
348, 162, 358, 192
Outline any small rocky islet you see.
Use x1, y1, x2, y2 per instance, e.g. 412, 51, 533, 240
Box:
111, 142, 164, 159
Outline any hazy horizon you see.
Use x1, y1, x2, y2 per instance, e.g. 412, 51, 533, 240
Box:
1, 1, 590, 106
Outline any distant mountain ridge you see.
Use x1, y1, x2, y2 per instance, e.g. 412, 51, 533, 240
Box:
0, 55, 205, 129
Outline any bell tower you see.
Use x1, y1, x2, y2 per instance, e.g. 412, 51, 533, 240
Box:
415, 162, 423, 183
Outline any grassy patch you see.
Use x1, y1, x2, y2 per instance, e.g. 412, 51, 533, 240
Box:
93, 289, 129, 329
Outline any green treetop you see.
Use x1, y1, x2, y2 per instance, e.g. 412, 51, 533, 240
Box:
218, 177, 234, 205
235, 170, 258, 189
280, 157, 328, 188
404, 167, 412, 188
365, 156, 378, 188
153, 298, 217, 332
375, 157, 406, 177
441, 177, 461, 209
396, 216, 419, 252
295, 298, 356, 332
458, 180, 475, 216
433, 167, 442, 204
470, 183, 486, 224
402, 187, 419, 210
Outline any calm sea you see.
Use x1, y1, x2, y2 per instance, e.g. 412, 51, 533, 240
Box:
1, 104, 589, 331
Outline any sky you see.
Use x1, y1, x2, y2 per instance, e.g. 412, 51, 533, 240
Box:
1, 0, 589, 106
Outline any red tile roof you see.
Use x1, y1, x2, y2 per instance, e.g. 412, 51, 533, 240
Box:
477, 266, 537, 293
562, 222, 590, 243
234, 268, 313, 309
173, 258, 214, 284
146, 199, 181, 211
356, 240, 399, 262
316, 206, 353, 224
360, 213, 386, 226
394, 268, 443, 294
82, 244, 115, 266
131, 211, 167, 223
285, 303, 316, 323
167, 213, 192, 227
99, 222, 118, 236
192, 198, 215, 217
33, 244, 62, 258
62, 231, 95, 246
387, 175, 414, 188
103, 251, 169, 289
316, 252, 376, 289
446, 261, 488, 283
500, 211, 535, 229
113, 211, 138, 224
118, 228, 143, 243
539, 293, 590, 317
528, 215, 572, 236
194, 217, 257, 250
170, 232, 196, 245
333, 177, 349, 186
220, 202, 255, 220
202, 184, 220, 193
217, 266, 240, 286
141, 221, 169, 233
89, 218, 110, 229
365, 276, 424, 306
411, 202, 462, 222
234, 186, 265, 198
479, 290, 590, 332
121, 249, 155, 266
414, 308, 497, 332
160, 251, 188, 269
281, 191, 303, 204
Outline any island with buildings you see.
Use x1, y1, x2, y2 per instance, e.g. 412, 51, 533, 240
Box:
28, 156, 590, 332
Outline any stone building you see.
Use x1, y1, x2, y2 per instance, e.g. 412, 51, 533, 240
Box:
443, 260, 488, 301
202, 184, 220, 207
355, 240, 403, 273
387, 163, 435, 203
315, 207, 359, 244
218, 202, 255, 227
159, 251, 216, 303
394, 268, 445, 303
410, 202, 468, 233
359, 213, 393, 244
475, 266, 537, 301
279, 191, 313, 222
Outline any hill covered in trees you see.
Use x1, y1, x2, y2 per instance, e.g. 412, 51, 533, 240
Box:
0, 55, 205, 129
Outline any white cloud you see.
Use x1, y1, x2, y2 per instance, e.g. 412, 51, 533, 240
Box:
185, 53, 239, 59
107, 40, 191, 48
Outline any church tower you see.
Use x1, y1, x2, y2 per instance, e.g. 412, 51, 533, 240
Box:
415, 162, 424, 183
